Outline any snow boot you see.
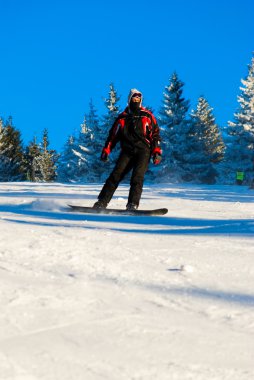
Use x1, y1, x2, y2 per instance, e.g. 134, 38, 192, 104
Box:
126, 203, 138, 211
93, 200, 108, 209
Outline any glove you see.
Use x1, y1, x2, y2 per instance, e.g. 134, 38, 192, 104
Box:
101, 150, 109, 162
153, 153, 162, 165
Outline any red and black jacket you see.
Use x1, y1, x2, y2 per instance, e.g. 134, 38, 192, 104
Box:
102, 106, 162, 157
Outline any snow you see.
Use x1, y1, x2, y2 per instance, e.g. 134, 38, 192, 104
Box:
0, 181, 254, 380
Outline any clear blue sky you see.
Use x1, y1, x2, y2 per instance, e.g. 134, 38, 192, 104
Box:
1, 0, 253, 151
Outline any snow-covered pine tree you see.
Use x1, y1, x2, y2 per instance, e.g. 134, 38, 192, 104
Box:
25, 137, 42, 181
57, 135, 80, 182
85, 98, 107, 182
193, 97, 224, 163
58, 99, 101, 183
100, 83, 121, 178
25, 130, 58, 182
0, 116, 25, 181
158, 72, 190, 181
103, 83, 121, 122
181, 97, 224, 184
223, 54, 254, 184
38, 129, 59, 182
57, 99, 102, 182
72, 115, 95, 182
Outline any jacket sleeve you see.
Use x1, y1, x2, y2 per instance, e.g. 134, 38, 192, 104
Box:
102, 118, 121, 155
150, 114, 162, 156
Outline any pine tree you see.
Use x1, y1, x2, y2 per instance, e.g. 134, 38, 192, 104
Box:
25, 137, 42, 182
25, 130, 58, 182
100, 83, 121, 177
181, 97, 224, 184
72, 115, 95, 182
57, 135, 80, 182
38, 129, 58, 182
57, 100, 101, 183
85, 98, 106, 181
0, 116, 25, 181
191, 97, 224, 162
223, 54, 254, 184
103, 83, 121, 122
158, 72, 190, 181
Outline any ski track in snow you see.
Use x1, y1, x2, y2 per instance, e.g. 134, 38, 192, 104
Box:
0, 182, 254, 380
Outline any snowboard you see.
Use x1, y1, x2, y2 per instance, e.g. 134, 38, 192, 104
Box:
68, 204, 168, 216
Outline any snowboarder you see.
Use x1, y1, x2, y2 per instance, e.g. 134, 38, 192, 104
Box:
93, 88, 162, 210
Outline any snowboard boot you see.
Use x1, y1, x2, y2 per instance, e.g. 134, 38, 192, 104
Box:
126, 203, 138, 211
93, 200, 108, 209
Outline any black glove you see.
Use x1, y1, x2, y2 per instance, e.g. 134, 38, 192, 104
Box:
153, 153, 162, 165
101, 150, 109, 162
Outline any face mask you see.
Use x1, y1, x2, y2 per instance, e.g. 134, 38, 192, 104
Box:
130, 101, 140, 113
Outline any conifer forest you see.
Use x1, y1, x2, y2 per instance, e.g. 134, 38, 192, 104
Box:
1, 55, 254, 186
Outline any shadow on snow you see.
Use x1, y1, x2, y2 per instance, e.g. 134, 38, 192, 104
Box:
1, 203, 253, 236
97, 274, 254, 308
1, 183, 253, 203
154, 184, 254, 203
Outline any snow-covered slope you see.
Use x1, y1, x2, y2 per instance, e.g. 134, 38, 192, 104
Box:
0, 182, 253, 380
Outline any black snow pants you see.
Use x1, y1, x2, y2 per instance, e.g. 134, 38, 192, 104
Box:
98, 147, 150, 206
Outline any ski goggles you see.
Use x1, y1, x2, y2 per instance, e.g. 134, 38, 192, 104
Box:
131, 93, 142, 98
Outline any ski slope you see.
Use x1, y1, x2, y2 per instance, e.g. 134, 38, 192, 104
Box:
0, 182, 253, 380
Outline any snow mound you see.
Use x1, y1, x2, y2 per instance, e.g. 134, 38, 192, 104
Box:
29, 198, 64, 212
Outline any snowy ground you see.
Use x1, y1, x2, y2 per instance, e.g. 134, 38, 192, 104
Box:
0, 181, 253, 380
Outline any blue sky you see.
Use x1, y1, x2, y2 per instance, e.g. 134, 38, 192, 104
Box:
0, 0, 253, 151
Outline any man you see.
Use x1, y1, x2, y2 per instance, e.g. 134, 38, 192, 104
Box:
93, 88, 162, 211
